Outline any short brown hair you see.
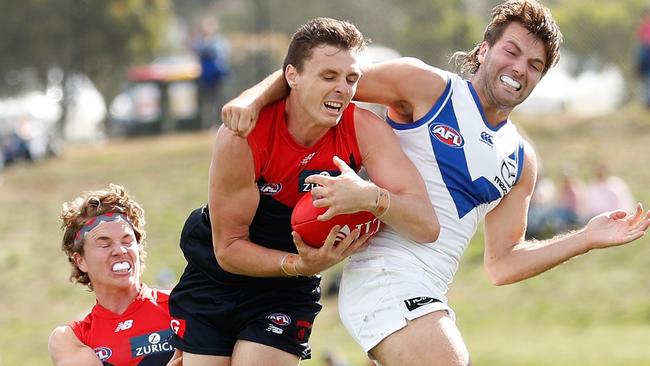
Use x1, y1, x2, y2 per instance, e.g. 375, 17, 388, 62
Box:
282, 17, 368, 74
60, 184, 147, 290
454, 0, 562, 76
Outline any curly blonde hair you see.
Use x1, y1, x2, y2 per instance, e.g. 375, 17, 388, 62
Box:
453, 0, 563, 76
60, 184, 147, 290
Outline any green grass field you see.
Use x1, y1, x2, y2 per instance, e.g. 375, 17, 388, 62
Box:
0, 105, 649, 365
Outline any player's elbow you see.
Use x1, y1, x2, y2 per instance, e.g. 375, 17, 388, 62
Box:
412, 210, 440, 243
484, 262, 517, 286
213, 244, 239, 274
487, 272, 513, 286
414, 222, 440, 243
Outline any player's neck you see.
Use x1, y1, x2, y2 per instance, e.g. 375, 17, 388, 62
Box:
284, 95, 330, 147
94, 284, 141, 315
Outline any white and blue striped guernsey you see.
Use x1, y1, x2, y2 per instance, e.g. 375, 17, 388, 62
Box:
350, 71, 525, 304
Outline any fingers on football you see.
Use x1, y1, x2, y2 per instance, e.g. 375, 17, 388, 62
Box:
321, 225, 342, 251
292, 231, 308, 249
333, 228, 361, 254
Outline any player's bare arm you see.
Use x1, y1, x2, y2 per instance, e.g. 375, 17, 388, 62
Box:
48, 326, 102, 366
483, 142, 650, 285
355, 57, 448, 121
222, 57, 449, 135
209, 127, 369, 277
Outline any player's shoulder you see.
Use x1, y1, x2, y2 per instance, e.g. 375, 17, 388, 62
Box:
49, 325, 73, 343
48, 324, 85, 359
351, 103, 390, 133
516, 138, 538, 189
351, 103, 381, 122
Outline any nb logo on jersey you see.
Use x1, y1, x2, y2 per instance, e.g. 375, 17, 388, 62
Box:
299, 152, 316, 166
114, 319, 133, 332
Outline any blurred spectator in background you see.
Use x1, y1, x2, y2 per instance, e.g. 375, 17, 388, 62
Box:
191, 17, 230, 128
554, 167, 586, 230
637, 7, 650, 107
2, 117, 32, 165
527, 168, 586, 239
584, 164, 635, 219
526, 173, 556, 239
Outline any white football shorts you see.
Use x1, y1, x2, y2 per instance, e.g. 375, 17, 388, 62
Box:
338, 254, 455, 353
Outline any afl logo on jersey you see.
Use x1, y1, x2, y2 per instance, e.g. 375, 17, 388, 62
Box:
430, 123, 464, 148
259, 183, 282, 195
94, 347, 112, 362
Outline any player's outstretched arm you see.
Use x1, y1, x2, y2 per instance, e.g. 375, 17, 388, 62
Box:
48, 326, 102, 366
483, 143, 650, 285
354, 57, 447, 119
221, 57, 448, 136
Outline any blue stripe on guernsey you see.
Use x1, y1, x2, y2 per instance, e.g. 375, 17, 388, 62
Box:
467, 81, 508, 131
429, 101, 502, 219
514, 139, 525, 184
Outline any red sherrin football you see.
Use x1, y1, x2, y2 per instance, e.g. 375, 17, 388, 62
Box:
291, 193, 382, 248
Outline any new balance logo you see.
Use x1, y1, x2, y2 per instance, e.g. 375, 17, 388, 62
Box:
114, 319, 134, 332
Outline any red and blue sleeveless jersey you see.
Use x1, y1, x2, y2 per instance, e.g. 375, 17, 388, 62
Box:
245, 99, 362, 254
70, 285, 174, 366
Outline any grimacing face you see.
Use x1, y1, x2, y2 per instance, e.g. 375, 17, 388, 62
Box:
286, 44, 362, 129
73, 219, 141, 292
474, 22, 546, 110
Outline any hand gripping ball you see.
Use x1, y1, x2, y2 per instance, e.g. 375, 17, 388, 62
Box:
291, 193, 382, 248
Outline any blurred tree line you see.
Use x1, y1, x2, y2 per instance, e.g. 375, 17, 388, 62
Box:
0, 0, 647, 113
0, 0, 171, 99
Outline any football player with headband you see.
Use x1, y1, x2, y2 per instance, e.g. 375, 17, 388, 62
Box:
48, 184, 179, 366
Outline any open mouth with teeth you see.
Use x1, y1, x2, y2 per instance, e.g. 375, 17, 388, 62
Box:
324, 101, 343, 113
500, 75, 522, 91
112, 261, 132, 273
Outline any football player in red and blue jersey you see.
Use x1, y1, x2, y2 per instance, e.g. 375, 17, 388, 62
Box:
48, 184, 178, 366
